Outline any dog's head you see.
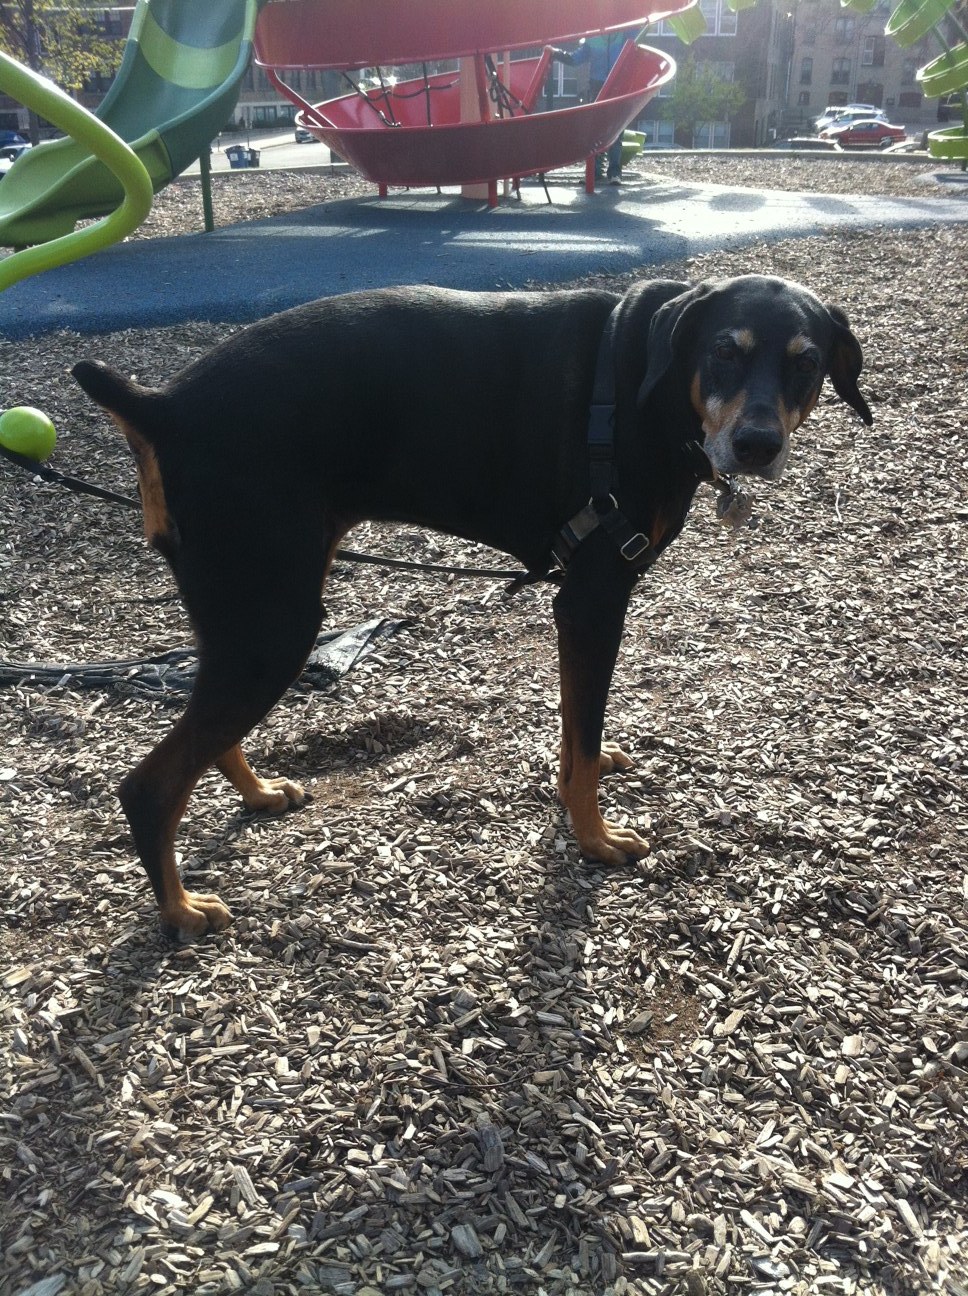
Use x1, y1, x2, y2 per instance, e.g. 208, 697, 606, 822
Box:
634, 274, 872, 481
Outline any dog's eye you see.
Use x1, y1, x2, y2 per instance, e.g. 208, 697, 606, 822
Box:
795, 353, 821, 375
713, 341, 739, 362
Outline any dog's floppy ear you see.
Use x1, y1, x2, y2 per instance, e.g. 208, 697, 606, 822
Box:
635, 281, 718, 411
825, 304, 873, 426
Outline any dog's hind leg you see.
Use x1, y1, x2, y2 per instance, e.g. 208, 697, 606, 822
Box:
216, 745, 306, 814
553, 544, 649, 865
121, 591, 324, 939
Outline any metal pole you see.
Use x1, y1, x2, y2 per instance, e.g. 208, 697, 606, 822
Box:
199, 145, 215, 233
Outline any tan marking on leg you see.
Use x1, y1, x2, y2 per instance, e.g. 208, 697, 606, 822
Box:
557, 684, 648, 865
110, 414, 177, 551
560, 744, 649, 863
160, 882, 234, 939
599, 741, 633, 775
211, 529, 345, 818
217, 744, 305, 813
122, 739, 234, 939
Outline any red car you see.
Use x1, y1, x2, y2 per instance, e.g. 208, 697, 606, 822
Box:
820, 118, 907, 148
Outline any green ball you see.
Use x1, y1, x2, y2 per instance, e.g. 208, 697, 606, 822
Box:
0, 406, 57, 461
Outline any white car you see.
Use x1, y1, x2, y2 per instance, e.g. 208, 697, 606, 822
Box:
813, 105, 887, 133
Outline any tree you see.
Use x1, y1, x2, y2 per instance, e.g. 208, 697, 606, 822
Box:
659, 55, 747, 147
0, 0, 123, 93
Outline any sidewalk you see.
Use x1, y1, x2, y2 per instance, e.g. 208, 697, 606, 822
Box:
1, 170, 967, 339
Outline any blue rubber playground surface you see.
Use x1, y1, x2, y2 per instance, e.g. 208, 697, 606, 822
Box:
1, 171, 966, 338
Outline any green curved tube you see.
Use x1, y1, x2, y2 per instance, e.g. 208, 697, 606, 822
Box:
0, 50, 153, 292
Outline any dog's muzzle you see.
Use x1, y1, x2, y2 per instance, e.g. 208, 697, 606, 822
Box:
731, 423, 785, 470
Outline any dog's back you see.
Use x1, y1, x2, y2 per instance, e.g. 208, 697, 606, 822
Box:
74, 285, 620, 568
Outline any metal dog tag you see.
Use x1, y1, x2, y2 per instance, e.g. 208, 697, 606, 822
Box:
715, 484, 755, 530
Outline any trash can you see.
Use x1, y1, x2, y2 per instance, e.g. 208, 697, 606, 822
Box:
225, 144, 260, 168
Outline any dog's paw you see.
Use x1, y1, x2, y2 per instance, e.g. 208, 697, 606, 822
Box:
242, 776, 306, 815
161, 891, 233, 939
599, 742, 633, 775
578, 820, 650, 865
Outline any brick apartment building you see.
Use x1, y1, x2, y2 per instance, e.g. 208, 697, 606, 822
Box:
783, 0, 939, 132
537, 0, 791, 148
632, 0, 939, 145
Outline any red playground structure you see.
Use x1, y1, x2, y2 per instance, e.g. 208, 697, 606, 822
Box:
254, 0, 691, 202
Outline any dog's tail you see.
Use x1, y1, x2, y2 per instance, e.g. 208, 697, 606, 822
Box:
72, 360, 164, 438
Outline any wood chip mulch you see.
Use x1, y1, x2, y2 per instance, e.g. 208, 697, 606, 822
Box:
1, 162, 967, 1296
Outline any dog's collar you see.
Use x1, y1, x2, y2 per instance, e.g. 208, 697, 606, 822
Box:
551, 311, 719, 578
682, 438, 717, 483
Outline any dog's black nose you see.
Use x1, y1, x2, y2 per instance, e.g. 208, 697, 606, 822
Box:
732, 425, 783, 468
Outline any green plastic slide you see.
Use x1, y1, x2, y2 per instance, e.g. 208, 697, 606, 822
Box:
0, 0, 261, 247
0, 50, 152, 289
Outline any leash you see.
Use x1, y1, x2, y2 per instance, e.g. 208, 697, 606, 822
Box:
1, 442, 144, 509
1, 443, 544, 589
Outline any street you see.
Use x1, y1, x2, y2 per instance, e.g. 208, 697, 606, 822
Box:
184, 128, 342, 175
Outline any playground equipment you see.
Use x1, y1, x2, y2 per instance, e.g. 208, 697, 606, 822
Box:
256, 0, 689, 69
272, 45, 674, 193
0, 0, 261, 248
254, 0, 689, 199
0, 49, 152, 289
0, 47, 153, 468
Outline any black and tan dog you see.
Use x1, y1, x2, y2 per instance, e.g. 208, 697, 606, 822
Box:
73, 274, 872, 938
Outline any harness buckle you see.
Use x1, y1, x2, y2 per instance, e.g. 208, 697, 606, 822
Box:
620, 532, 650, 563
587, 404, 614, 448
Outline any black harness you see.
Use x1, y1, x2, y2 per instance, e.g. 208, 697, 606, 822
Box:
551, 307, 716, 580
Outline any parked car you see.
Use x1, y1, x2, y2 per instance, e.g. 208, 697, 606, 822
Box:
812, 103, 881, 132
0, 142, 30, 162
813, 106, 888, 133
295, 125, 318, 143
821, 118, 907, 148
0, 130, 27, 149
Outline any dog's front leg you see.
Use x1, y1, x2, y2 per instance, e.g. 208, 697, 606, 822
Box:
552, 546, 648, 864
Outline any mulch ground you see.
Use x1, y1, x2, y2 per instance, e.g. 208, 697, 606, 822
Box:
1, 162, 967, 1296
